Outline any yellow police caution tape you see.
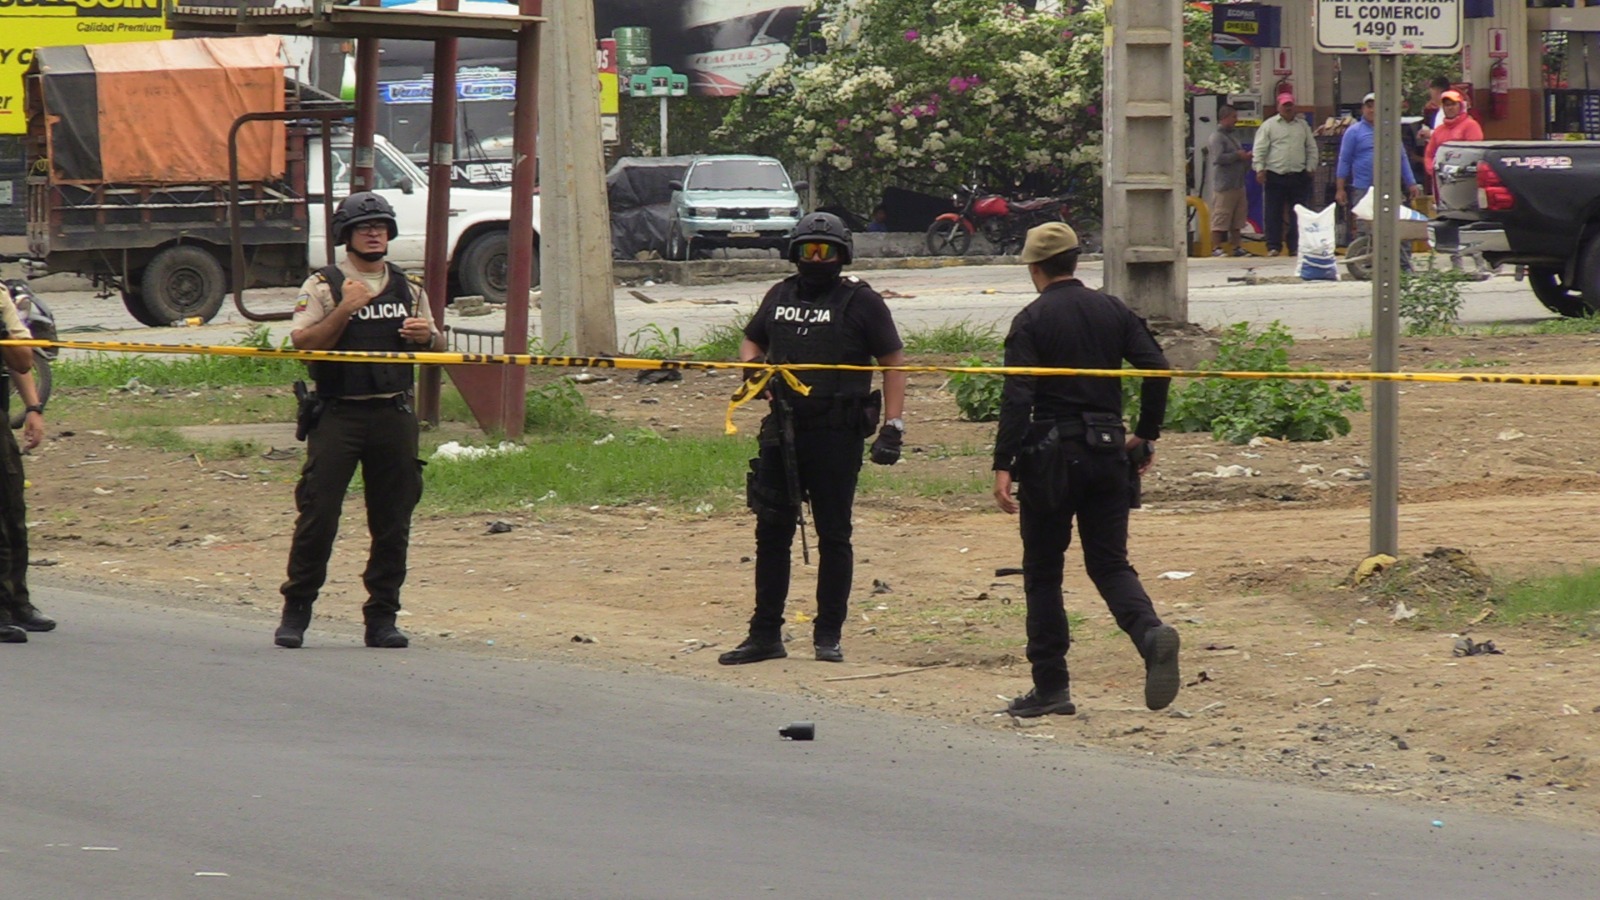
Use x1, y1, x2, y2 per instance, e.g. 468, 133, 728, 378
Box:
10, 338, 1600, 436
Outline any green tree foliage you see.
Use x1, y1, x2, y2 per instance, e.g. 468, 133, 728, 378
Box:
720, 1, 1244, 214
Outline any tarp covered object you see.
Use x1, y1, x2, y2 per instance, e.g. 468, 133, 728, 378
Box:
33, 36, 286, 185
606, 155, 694, 259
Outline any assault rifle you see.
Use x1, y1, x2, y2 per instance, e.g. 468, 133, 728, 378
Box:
774, 399, 811, 565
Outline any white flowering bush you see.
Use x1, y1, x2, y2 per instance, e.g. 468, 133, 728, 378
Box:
721, 1, 1243, 219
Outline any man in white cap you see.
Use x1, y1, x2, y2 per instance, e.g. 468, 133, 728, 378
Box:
1335, 92, 1422, 242
1252, 92, 1319, 256
990, 221, 1180, 718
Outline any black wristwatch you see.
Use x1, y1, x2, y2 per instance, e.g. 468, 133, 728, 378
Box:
24, 404, 44, 416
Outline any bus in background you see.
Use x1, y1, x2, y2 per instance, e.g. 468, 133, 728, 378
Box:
682, 1, 814, 96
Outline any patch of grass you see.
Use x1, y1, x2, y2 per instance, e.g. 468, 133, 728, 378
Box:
423, 430, 750, 512
902, 320, 1004, 355
1497, 568, 1600, 630
1423, 355, 1508, 369
57, 324, 303, 388
1526, 314, 1600, 335
859, 466, 991, 499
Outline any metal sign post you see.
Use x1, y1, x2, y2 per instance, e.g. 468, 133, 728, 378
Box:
629, 67, 687, 155
1316, 0, 1462, 557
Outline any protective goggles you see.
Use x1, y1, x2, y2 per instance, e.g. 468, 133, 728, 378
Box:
796, 241, 840, 262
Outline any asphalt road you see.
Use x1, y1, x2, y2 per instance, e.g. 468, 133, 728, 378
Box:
3, 586, 1597, 898
19, 254, 1561, 359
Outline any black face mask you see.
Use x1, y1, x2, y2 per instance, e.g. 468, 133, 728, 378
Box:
352, 249, 387, 263
796, 261, 842, 293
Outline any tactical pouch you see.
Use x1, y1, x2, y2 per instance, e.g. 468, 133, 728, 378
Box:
745, 457, 793, 518
293, 380, 324, 441
1081, 412, 1126, 453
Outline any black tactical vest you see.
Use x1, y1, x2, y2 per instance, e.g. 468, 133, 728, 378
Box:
308, 263, 416, 398
764, 275, 871, 403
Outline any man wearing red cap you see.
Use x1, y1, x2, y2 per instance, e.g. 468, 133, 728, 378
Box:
1252, 93, 1319, 257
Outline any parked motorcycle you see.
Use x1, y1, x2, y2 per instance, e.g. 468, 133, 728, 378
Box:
924, 184, 1070, 257
2, 272, 57, 429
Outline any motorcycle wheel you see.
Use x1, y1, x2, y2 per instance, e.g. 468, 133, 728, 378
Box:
9, 351, 50, 430
925, 220, 972, 257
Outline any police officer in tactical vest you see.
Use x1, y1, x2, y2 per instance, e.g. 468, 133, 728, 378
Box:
0, 281, 53, 643
276, 192, 444, 649
719, 212, 907, 665
992, 222, 1180, 716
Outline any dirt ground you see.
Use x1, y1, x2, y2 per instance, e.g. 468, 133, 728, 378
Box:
21, 330, 1600, 832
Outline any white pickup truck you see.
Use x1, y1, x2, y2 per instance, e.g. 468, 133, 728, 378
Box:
310, 134, 540, 307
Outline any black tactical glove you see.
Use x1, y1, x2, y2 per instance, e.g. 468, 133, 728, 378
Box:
869, 423, 903, 465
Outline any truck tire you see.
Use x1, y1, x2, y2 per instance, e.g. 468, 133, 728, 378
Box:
140, 245, 227, 324
1528, 267, 1587, 318
1579, 237, 1600, 316
120, 284, 165, 327
457, 231, 537, 305
8, 352, 51, 430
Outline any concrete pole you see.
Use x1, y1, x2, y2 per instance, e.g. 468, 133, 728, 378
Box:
1370, 53, 1403, 556
538, 0, 618, 355
1101, 0, 1187, 322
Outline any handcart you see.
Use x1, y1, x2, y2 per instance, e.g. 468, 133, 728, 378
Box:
1343, 197, 1430, 281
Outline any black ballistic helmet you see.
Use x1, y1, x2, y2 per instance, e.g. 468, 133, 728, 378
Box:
787, 211, 853, 265
331, 191, 399, 245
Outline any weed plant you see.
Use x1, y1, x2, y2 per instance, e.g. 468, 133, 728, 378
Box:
1398, 261, 1471, 335
1168, 321, 1364, 443
903, 320, 1004, 355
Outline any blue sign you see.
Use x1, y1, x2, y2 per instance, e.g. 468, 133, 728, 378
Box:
1213, 3, 1281, 49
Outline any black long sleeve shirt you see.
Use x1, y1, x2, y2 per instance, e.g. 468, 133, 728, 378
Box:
992, 278, 1171, 472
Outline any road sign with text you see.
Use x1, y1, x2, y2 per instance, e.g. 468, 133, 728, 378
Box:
1315, 0, 1462, 55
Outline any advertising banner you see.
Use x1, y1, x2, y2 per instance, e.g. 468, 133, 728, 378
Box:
0, 0, 173, 135
1211, 3, 1282, 50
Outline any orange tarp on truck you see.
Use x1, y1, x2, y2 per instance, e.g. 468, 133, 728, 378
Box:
33, 36, 286, 185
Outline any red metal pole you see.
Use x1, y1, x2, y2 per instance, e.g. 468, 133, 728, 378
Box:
351, 0, 382, 192
501, 0, 542, 438
417, 0, 461, 425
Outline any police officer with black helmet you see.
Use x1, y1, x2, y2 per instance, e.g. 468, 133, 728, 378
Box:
275, 191, 444, 650
719, 212, 907, 665
992, 221, 1180, 716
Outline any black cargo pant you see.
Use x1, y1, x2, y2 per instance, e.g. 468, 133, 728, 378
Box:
0, 425, 32, 620
748, 420, 864, 646
1017, 440, 1162, 695
281, 397, 423, 618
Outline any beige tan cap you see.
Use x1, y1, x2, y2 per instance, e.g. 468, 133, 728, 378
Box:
1020, 222, 1080, 263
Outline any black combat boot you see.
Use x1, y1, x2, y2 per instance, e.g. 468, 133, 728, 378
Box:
274, 600, 313, 649
11, 604, 56, 632
1142, 623, 1181, 712
0, 623, 26, 643
363, 612, 409, 649
718, 637, 786, 665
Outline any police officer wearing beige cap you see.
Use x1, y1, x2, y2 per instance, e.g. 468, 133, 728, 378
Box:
991, 222, 1180, 717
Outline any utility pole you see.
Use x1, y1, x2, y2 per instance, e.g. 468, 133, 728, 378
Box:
538, 0, 617, 355
1101, 0, 1188, 322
